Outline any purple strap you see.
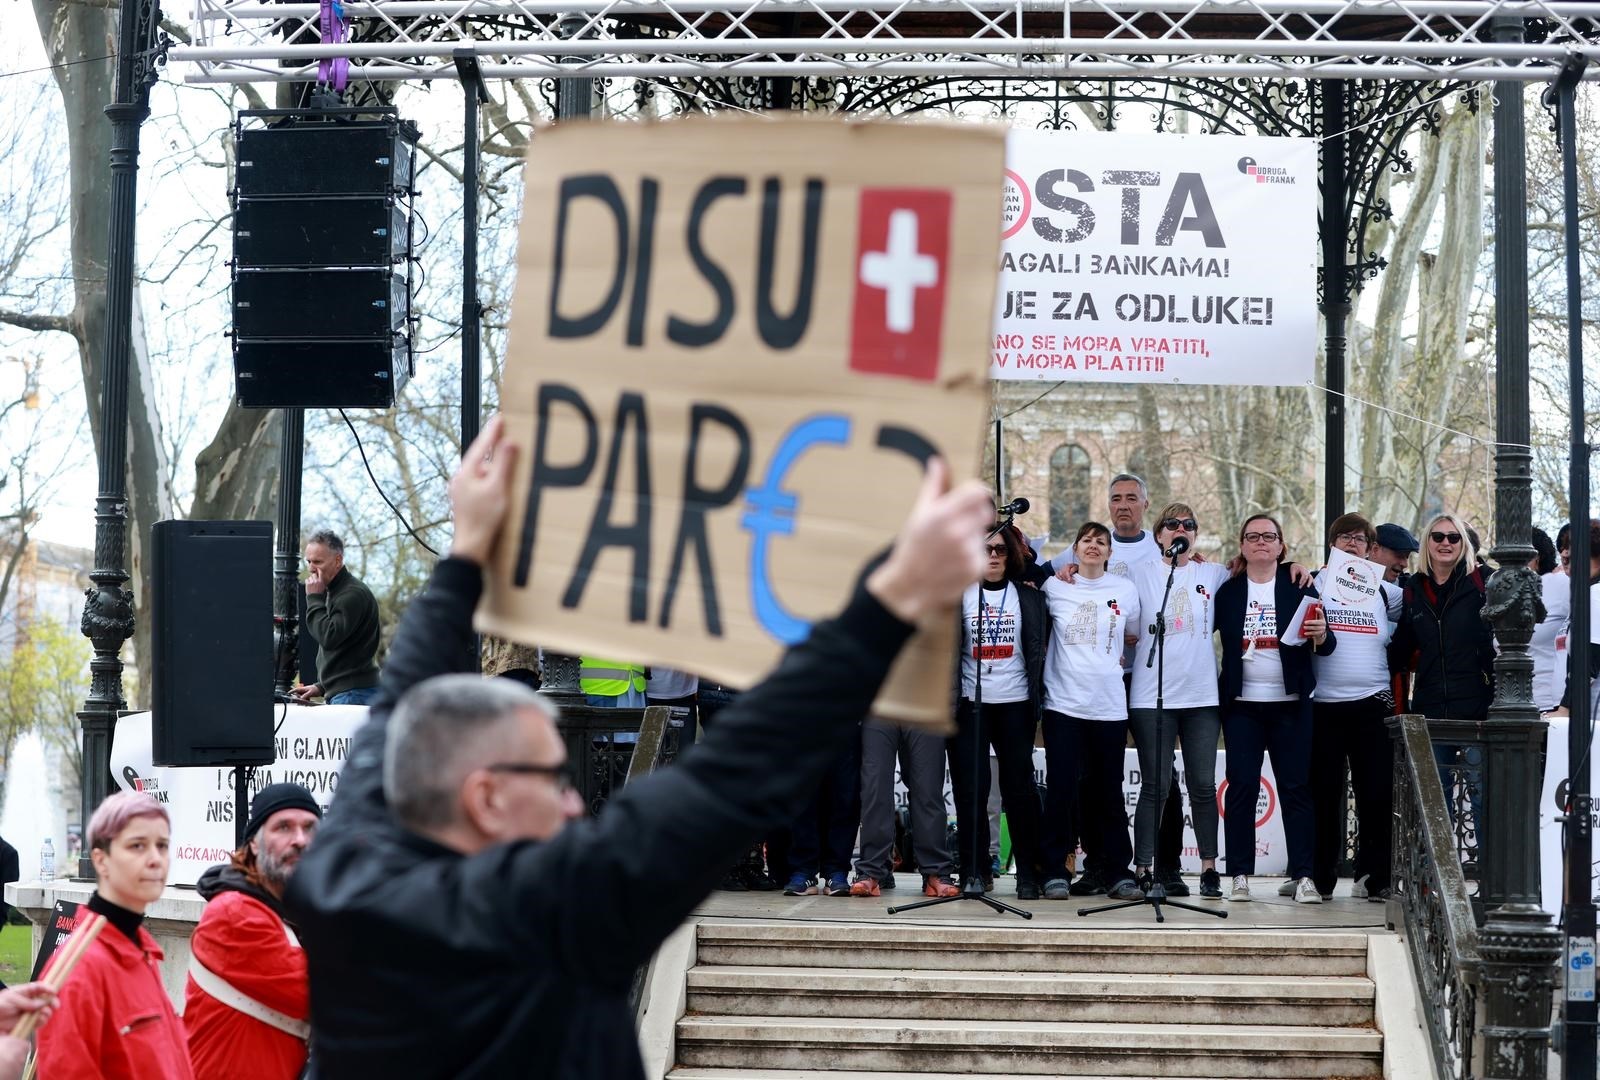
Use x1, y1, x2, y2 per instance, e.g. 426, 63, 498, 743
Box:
318, 0, 349, 91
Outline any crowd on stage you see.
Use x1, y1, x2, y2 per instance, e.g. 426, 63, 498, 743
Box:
713, 472, 1580, 910
3, 427, 1588, 1079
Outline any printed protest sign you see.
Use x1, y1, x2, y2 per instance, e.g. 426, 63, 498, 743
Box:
1321, 546, 1392, 634
30, 900, 83, 981
478, 118, 1006, 727
993, 130, 1317, 385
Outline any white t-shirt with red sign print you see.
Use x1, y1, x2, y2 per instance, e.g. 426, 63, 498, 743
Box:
1312, 550, 1399, 703
961, 581, 1030, 703
1128, 559, 1231, 710
1239, 577, 1296, 702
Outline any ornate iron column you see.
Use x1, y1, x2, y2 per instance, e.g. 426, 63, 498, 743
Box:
539, 22, 593, 707
1319, 79, 1351, 537
1477, 16, 1562, 1078
271, 408, 305, 696
76, 0, 165, 878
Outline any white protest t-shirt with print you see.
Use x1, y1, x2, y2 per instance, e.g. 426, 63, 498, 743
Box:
1041, 573, 1143, 721
1532, 572, 1571, 711
961, 581, 1030, 703
1128, 559, 1232, 710
1312, 548, 1396, 703
1056, 530, 1165, 581
1239, 576, 1296, 702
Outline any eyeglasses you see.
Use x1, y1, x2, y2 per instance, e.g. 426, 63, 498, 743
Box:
1333, 531, 1370, 547
983, 544, 1008, 556
1430, 531, 1463, 545
485, 761, 578, 793
1160, 518, 1199, 532
1242, 531, 1280, 544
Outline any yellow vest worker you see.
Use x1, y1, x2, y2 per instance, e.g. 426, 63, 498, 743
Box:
579, 657, 647, 708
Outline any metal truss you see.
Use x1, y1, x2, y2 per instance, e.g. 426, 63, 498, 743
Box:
173, 0, 1600, 83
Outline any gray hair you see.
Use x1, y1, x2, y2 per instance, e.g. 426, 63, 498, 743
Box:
1107, 473, 1149, 502
383, 674, 559, 831
305, 529, 345, 555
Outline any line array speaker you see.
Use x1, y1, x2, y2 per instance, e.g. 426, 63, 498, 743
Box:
231, 109, 420, 410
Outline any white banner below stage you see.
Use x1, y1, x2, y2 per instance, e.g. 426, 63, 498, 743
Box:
992, 130, 1318, 386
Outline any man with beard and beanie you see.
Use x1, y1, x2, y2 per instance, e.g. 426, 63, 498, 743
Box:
184, 783, 321, 1080
284, 417, 992, 1079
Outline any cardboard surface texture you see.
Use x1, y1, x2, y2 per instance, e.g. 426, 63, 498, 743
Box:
478, 117, 1006, 728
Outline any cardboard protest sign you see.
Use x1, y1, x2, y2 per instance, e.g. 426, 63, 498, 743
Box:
478, 118, 1006, 727
992, 130, 1317, 385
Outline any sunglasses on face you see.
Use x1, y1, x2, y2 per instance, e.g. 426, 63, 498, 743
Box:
1430, 531, 1462, 545
1160, 518, 1199, 532
984, 544, 1008, 556
1242, 531, 1280, 544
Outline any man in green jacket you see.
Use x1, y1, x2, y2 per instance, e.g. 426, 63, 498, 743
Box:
292, 530, 382, 705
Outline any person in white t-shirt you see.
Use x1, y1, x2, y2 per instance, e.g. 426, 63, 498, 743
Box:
1308, 513, 1397, 903
1528, 528, 1569, 712
1127, 502, 1232, 899
1040, 522, 1142, 901
1216, 514, 1332, 905
951, 524, 1047, 899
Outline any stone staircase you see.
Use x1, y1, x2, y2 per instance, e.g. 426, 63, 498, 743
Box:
665, 921, 1386, 1079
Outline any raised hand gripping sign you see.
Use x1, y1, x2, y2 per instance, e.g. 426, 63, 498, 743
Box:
478, 118, 1006, 728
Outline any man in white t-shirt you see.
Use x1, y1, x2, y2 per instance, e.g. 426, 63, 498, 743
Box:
1054, 473, 1190, 898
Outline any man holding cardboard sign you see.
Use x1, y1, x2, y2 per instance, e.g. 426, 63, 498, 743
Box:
475, 117, 1005, 728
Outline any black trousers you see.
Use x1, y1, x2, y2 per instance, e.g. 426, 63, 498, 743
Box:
1042, 711, 1133, 881
949, 698, 1042, 883
1311, 695, 1394, 895
785, 728, 863, 880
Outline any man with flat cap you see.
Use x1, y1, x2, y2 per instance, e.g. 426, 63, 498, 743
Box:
1372, 523, 1419, 584
184, 783, 321, 1080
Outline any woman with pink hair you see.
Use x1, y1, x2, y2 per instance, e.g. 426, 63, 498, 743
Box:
35, 792, 195, 1079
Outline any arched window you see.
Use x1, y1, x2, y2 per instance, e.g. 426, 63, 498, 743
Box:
1049, 444, 1092, 541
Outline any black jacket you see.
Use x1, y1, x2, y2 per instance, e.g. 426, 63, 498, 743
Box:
304, 566, 382, 698
1215, 566, 1335, 702
284, 556, 915, 1079
1389, 564, 1494, 720
952, 580, 1048, 712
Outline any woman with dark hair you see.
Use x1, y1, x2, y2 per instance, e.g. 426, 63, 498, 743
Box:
1530, 527, 1570, 713
1558, 522, 1574, 575
37, 792, 196, 1079
1216, 514, 1332, 903
949, 521, 1046, 898
1040, 521, 1142, 900
1309, 512, 1401, 902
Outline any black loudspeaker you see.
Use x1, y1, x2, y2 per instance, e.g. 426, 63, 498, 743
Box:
230, 110, 418, 410
234, 339, 409, 408
151, 520, 275, 767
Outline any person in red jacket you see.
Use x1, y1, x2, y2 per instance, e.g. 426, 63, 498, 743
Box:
184, 783, 320, 1079
36, 791, 195, 1080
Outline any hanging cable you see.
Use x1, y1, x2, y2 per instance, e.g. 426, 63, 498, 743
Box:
337, 408, 441, 557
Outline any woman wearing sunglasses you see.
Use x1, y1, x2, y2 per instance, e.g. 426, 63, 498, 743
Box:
950, 523, 1046, 898
1389, 514, 1494, 832
1215, 514, 1332, 903
1127, 503, 1232, 899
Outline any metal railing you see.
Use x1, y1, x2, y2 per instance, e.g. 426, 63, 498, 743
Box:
555, 703, 687, 815
1390, 713, 1482, 1080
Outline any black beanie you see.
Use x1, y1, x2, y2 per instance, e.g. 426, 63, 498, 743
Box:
245, 783, 322, 841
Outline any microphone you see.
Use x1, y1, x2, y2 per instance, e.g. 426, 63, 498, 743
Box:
997, 497, 1030, 516
1162, 535, 1190, 559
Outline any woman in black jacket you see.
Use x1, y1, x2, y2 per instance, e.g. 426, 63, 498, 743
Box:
949, 523, 1047, 898
1215, 514, 1333, 904
1388, 513, 1494, 833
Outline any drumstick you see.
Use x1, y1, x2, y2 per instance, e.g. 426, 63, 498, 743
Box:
10, 913, 107, 1040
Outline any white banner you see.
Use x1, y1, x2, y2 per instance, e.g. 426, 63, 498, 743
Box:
111, 707, 363, 887
992, 131, 1317, 386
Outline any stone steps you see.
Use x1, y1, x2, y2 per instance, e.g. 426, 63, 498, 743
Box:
674, 1016, 1384, 1077
686, 964, 1374, 1026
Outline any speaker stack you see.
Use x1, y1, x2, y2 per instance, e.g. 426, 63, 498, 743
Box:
231, 110, 420, 409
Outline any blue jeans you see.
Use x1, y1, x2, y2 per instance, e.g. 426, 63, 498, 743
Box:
329, 687, 379, 706
587, 688, 647, 708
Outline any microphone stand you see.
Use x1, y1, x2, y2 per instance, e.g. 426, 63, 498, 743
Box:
1079, 547, 1226, 923
890, 516, 1030, 920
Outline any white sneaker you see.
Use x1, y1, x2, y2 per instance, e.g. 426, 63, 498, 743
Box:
1277, 878, 1296, 897
1229, 875, 1252, 902
1352, 873, 1370, 899
1294, 877, 1323, 904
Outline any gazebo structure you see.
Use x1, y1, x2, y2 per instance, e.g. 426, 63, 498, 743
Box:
72, 1, 1600, 1075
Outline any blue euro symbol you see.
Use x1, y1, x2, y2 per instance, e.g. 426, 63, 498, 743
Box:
742, 414, 852, 645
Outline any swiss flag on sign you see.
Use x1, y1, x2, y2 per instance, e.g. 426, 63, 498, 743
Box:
849, 188, 952, 382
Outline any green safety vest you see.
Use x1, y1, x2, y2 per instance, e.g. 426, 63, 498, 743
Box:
579, 657, 646, 697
